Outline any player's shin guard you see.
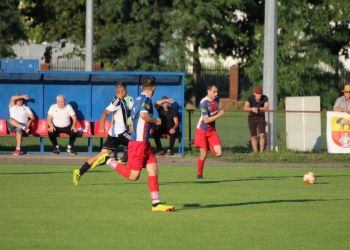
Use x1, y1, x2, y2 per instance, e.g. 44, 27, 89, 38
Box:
107, 159, 130, 179
197, 159, 205, 177
148, 176, 160, 205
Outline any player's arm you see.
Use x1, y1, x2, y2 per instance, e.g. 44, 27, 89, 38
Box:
99, 109, 111, 133
140, 98, 161, 125
169, 116, 179, 134
27, 111, 35, 128
70, 114, 77, 132
47, 114, 55, 132
140, 112, 161, 125
9, 95, 29, 107
155, 98, 174, 109
258, 98, 269, 113
203, 110, 224, 124
244, 100, 258, 113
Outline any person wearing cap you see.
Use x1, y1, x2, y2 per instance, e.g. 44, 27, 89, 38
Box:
333, 84, 350, 112
244, 86, 269, 153
153, 96, 179, 156
8, 94, 35, 155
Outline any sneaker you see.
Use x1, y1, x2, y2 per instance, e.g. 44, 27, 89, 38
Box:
12, 149, 21, 156
152, 203, 175, 212
197, 175, 203, 179
52, 147, 60, 154
67, 147, 77, 155
73, 169, 81, 186
165, 149, 173, 156
91, 152, 110, 169
156, 150, 164, 156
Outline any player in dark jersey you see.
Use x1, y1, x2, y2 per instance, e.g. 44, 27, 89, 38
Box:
95, 77, 175, 212
244, 86, 269, 153
72, 82, 133, 186
194, 84, 224, 178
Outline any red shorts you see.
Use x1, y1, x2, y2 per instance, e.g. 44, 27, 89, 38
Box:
128, 141, 157, 171
194, 129, 222, 154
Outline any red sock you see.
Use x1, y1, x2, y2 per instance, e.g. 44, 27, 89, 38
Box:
114, 162, 131, 179
197, 159, 205, 176
148, 176, 160, 204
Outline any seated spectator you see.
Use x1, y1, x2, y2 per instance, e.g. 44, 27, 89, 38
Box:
333, 84, 350, 112
47, 95, 78, 155
153, 96, 179, 156
7, 95, 35, 155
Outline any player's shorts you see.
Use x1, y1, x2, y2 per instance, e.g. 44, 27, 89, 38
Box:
102, 132, 130, 151
127, 141, 157, 171
194, 128, 222, 154
248, 116, 266, 137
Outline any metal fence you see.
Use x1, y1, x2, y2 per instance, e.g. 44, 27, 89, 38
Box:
185, 110, 328, 153
194, 66, 230, 103
43, 60, 104, 71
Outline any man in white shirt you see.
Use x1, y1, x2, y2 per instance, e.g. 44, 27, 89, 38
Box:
333, 84, 350, 112
72, 82, 133, 186
8, 95, 35, 155
47, 95, 78, 155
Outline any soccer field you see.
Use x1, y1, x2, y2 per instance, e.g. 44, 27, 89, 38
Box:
0, 164, 349, 250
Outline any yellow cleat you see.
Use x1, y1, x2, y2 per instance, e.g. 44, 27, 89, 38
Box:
152, 203, 175, 212
91, 152, 110, 169
73, 169, 81, 186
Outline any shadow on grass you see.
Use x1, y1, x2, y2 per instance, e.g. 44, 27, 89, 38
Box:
161, 174, 350, 186
0, 170, 109, 176
178, 198, 349, 211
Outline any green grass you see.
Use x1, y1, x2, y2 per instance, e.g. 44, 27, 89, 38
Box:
0, 164, 349, 249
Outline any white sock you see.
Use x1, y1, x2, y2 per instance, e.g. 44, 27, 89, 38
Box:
106, 158, 117, 169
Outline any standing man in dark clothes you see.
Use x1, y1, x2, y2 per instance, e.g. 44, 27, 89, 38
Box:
244, 86, 269, 153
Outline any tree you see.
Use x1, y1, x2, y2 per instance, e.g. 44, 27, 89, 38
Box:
164, 0, 263, 98
94, 0, 172, 70
0, 0, 26, 57
245, 0, 350, 109
21, 0, 86, 44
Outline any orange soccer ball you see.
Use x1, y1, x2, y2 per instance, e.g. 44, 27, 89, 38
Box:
303, 172, 317, 184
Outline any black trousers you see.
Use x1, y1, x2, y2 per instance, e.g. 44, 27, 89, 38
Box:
153, 128, 177, 151
48, 125, 77, 147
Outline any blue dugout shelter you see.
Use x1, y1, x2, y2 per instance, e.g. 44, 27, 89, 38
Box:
0, 71, 185, 155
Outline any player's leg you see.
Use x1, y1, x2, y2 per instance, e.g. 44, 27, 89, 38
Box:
63, 126, 77, 155
48, 126, 60, 154
208, 130, 222, 157
248, 116, 258, 153
259, 133, 265, 152
8, 118, 29, 132
194, 129, 208, 178
106, 140, 141, 180
197, 148, 207, 178
258, 118, 266, 153
13, 130, 23, 155
166, 132, 177, 155
144, 149, 174, 212
153, 128, 164, 155
92, 135, 126, 169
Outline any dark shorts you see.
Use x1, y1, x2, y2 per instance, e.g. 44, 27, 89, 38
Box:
102, 132, 130, 151
248, 116, 266, 136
